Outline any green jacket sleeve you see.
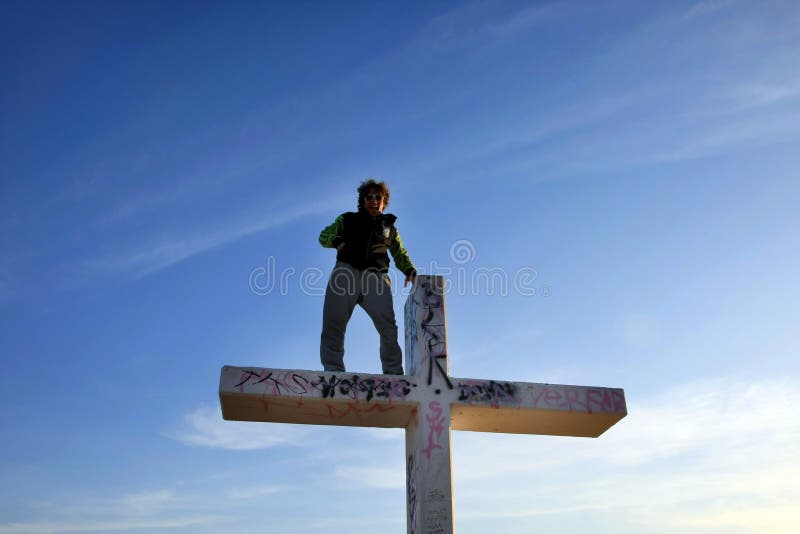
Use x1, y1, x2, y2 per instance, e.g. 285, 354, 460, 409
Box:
389, 229, 416, 276
319, 215, 345, 248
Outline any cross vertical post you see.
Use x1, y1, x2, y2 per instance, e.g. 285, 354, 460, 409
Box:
404, 276, 453, 534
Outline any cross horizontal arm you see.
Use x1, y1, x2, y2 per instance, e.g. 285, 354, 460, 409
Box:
219, 366, 626, 437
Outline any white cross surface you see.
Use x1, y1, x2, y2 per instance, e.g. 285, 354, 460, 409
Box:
219, 275, 627, 534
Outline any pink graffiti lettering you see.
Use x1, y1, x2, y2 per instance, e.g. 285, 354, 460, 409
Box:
529, 386, 625, 414
421, 401, 445, 461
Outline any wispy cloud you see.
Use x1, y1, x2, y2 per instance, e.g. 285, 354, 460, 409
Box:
449, 376, 800, 528
0, 486, 232, 534
484, 1, 584, 40
81, 194, 350, 279
684, 0, 734, 19
405, 0, 584, 51
0, 516, 219, 534
656, 109, 800, 163
225, 484, 283, 499
360, 427, 404, 441
97, 188, 175, 226
166, 404, 311, 450
119, 489, 176, 515
334, 466, 404, 490
666, 502, 798, 533
615, 312, 661, 349
458, 376, 798, 470
731, 81, 800, 108
372, 2, 799, 185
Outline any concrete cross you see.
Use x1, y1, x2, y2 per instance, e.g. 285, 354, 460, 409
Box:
219, 275, 627, 534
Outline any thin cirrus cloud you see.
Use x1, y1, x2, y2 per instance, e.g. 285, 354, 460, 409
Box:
166, 404, 312, 450
684, 0, 733, 19
0, 484, 288, 534
225, 484, 283, 500
119, 489, 177, 515
451, 376, 799, 529
722, 81, 800, 112
64, 3, 800, 287
0, 517, 219, 534
80, 194, 350, 280
333, 466, 405, 490
615, 313, 661, 349
456, 376, 798, 473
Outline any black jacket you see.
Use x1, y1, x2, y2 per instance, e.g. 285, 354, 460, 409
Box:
319, 210, 416, 274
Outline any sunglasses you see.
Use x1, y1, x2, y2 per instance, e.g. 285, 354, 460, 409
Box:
365, 194, 384, 202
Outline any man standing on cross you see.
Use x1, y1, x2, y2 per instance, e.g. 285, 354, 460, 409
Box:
319, 179, 417, 375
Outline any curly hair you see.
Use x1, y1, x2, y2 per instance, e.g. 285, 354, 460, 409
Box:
357, 178, 390, 211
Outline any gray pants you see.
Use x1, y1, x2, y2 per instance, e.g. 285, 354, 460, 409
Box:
320, 262, 404, 374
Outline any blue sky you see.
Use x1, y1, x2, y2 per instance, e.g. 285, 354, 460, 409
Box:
1, 0, 799, 532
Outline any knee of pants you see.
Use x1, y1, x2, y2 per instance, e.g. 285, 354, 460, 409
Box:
378, 322, 398, 335
321, 319, 348, 340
